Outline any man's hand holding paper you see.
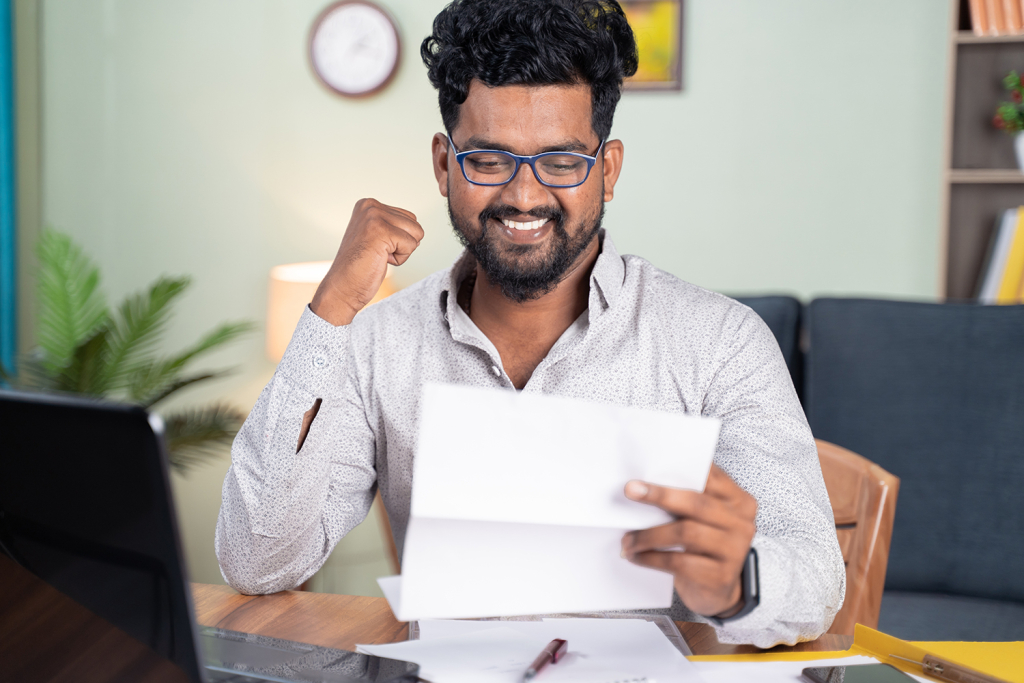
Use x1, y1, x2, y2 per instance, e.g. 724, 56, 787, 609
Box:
623, 465, 759, 619
389, 383, 725, 620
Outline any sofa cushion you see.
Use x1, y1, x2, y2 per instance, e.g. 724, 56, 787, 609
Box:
879, 591, 1024, 641
804, 299, 1024, 602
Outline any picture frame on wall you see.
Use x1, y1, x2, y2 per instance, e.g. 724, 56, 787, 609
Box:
620, 0, 684, 91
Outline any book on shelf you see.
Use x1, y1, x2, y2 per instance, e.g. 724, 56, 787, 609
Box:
1006, 0, 1024, 33
977, 207, 1024, 303
970, 0, 1024, 34
970, 0, 989, 35
987, 0, 1007, 34
970, 0, 987, 35
998, 210, 1024, 302
1019, 259, 1024, 300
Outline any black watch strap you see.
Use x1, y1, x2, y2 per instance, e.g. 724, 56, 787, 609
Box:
708, 547, 760, 626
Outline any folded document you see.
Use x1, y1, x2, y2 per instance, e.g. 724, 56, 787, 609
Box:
357, 617, 702, 683
387, 383, 721, 620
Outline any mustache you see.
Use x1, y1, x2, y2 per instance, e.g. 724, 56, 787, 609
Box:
479, 204, 564, 224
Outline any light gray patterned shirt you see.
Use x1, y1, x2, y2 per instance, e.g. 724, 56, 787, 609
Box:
216, 232, 845, 648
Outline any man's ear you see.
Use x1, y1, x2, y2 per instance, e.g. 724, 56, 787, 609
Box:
432, 132, 450, 197
601, 139, 624, 203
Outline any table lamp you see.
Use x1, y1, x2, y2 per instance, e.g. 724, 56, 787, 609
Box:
266, 261, 394, 362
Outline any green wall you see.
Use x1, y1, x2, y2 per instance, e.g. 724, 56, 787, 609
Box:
35, 0, 949, 590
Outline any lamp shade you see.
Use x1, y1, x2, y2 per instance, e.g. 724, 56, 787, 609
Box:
266, 261, 394, 362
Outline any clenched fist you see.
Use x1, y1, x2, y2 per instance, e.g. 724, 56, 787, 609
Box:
311, 199, 424, 326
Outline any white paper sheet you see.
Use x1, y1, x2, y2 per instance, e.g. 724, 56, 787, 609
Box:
400, 519, 675, 618
358, 627, 549, 683
377, 575, 401, 610
393, 383, 721, 620
359, 618, 703, 682
413, 384, 721, 529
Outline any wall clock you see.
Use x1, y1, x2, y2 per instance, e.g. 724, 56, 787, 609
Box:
309, 1, 401, 98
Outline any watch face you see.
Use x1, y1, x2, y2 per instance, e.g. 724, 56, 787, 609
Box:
310, 1, 400, 97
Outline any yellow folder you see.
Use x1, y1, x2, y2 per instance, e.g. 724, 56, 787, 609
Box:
688, 625, 1023, 682
996, 207, 1024, 304
850, 625, 1021, 682
1019, 258, 1024, 302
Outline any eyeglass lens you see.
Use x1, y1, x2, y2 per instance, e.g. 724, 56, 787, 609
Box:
463, 151, 590, 186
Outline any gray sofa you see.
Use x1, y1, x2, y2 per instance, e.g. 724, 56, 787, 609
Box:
734, 296, 1024, 641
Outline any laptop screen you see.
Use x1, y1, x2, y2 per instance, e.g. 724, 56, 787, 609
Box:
0, 390, 203, 682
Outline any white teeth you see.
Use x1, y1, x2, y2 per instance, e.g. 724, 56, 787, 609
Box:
502, 218, 547, 231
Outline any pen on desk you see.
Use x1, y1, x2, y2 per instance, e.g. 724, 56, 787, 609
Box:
522, 638, 568, 681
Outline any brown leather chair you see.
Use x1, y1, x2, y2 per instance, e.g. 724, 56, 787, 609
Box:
816, 439, 900, 635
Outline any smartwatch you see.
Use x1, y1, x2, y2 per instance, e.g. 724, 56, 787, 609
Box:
708, 547, 760, 625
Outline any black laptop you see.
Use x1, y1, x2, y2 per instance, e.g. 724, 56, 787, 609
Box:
0, 389, 418, 683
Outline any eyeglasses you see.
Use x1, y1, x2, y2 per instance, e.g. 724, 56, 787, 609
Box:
447, 134, 604, 188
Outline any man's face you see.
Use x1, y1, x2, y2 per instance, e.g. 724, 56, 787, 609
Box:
432, 81, 622, 302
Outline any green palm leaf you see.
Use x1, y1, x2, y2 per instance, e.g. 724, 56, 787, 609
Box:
170, 321, 256, 367
163, 404, 246, 473
137, 370, 230, 409
21, 230, 255, 473
0, 360, 14, 386
104, 276, 191, 390
56, 327, 112, 395
36, 230, 109, 371
127, 321, 255, 404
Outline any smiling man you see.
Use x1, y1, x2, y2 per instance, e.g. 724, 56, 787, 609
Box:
216, 0, 845, 648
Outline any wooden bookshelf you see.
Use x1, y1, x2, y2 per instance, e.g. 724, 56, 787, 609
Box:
956, 30, 1024, 44
948, 169, 1024, 182
941, 0, 1024, 298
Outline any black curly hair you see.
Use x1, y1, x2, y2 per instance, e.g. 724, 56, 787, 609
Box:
420, 0, 639, 142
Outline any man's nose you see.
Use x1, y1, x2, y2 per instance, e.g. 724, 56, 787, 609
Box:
500, 161, 551, 210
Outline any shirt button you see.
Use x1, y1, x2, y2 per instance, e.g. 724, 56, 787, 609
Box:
312, 355, 327, 369
491, 365, 501, 377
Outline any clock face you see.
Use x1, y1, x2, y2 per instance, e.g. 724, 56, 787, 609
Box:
310, 1, 401, 97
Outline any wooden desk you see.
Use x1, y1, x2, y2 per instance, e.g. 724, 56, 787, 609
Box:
192, 583, 853, 657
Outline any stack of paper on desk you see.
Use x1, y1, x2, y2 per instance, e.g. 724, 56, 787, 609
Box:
357, 617, 704, 682
386, 383, 721, 620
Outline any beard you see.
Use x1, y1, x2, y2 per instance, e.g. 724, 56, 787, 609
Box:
447, 199, 604, 304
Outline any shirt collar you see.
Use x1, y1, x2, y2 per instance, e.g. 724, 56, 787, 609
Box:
589, 230, 625, 314
439, 228, 625, 323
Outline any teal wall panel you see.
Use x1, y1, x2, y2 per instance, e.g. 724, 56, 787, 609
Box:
0, 0, 15, 374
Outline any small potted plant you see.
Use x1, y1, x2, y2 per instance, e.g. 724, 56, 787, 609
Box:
993, 70, 1024, 170
0, 229, 254, 473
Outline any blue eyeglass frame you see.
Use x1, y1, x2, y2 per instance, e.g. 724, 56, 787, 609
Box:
447, 134, 605, 189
